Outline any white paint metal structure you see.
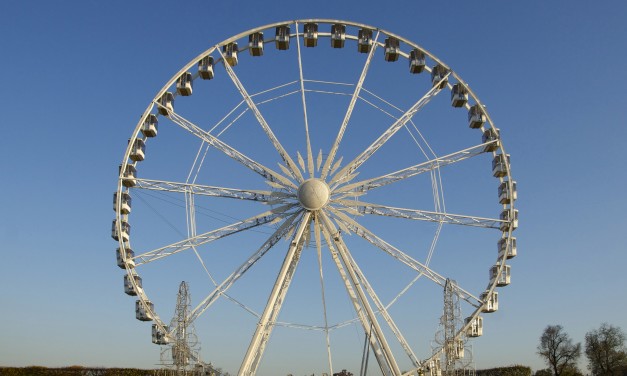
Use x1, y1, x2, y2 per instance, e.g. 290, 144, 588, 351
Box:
113, 19, 517, 376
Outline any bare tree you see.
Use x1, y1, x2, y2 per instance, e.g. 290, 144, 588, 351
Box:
585, 323, 627, 376
537, 325, 582, 376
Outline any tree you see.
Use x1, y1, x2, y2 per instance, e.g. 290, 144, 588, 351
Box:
585, 323, 627, 376
537, 325, 582, 376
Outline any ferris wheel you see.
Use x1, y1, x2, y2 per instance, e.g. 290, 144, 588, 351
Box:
112, 19, 518, 376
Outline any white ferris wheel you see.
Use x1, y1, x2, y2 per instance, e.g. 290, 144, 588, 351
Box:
113, 19, 518, 376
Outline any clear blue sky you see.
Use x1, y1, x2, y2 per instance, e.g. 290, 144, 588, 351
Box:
1, 1, 626, 375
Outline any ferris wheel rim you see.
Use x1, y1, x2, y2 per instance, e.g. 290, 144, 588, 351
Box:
113, 19, 517, 376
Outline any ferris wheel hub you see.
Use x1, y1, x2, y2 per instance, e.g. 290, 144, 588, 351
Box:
297, 178, 330, 210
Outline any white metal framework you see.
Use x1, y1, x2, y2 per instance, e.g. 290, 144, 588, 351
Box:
113, 19, 517, 376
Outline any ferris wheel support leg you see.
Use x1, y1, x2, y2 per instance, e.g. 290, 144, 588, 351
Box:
238, 212, 312, 376
319, 211, 403, 376
319, 216, 392, 376
326, 211, 421, 369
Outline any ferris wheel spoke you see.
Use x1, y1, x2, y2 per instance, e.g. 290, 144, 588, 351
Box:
134, 178, 293, 204
132, 204, 297, 266
335, 200, 505, 229
216, 47, 305, 184
330, 71, 451, 186
333, 141, 494, 195
321, 30, 381, 180
295, 22, 315, 178
164, 108, 297, 190
319, 210, 402, 376
185, 211, 303, 324
326, 207, 482, 307
239, 212, 312, 376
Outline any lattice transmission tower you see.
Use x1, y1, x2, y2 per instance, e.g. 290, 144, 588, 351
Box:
432, 279, 475, 376
158, 281, 214, 376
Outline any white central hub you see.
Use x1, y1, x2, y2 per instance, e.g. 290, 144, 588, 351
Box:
297, 179, 330, 210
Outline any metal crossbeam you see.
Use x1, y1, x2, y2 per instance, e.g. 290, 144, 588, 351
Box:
164, 108, 296, 189
133, 204, 296, 266
336, 201, 505, 229
135, 178, 292, 203
334, 142, 494, 194
330, 72, 451, 185
216, 46, 304, 183
185, 212, 302, 325
327, 209, 482, 307
322, 30, 380, 180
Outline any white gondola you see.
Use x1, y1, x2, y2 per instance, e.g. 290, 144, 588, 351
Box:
223, 43, 238, 67
468, 104, 486, 129
113, 192, 131, 214
141, 114, 158, 138
157, 92, 174, 115
431, 64, 448, 89
129, 138, 146, 162
498, 180, 517, 204
490, 264, 511, 286
303, 23, 318, 47
275, 25, 290, 50
152, 324, 169, 345
111, 218, 130, 242
492, 153, 510, 177
409, 49, 425, 74
482, 128, 500, 152
357, 28, 373, 53
176, 72, 193, 96
116, 246, 135, 269
198, 56, 214, 80
124, 274, 142, 296
428, 358, 441, 376
136, 300, 154, 321
248, 32, 264, 56
481, 290, 499, 312
331, 24, 346, 48
384, 37, 399, 62
456, 338, 465, 359
465, 316, 483, 337
500, 209, 518, 232
498, 237, 517, 259
119, 163, 137, 187
451, 83, 468, 107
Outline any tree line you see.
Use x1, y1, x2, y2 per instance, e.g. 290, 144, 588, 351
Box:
537, 323, 627, 376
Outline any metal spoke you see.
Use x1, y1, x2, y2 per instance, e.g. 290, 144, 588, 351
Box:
216, 46, 305, 183
185, 211, 302, 325
135, 178, 294, 204
132, 204, 297, 266
319, 211, 402, 376
321, 31, 380, 180
295, 21, 315, 178
335, 200, 505, 229
326, 208, 482, 307
163, 107, 297, 189
334, 141, 494, 194
330, 72, 451, 185
239, 212, 312, 376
